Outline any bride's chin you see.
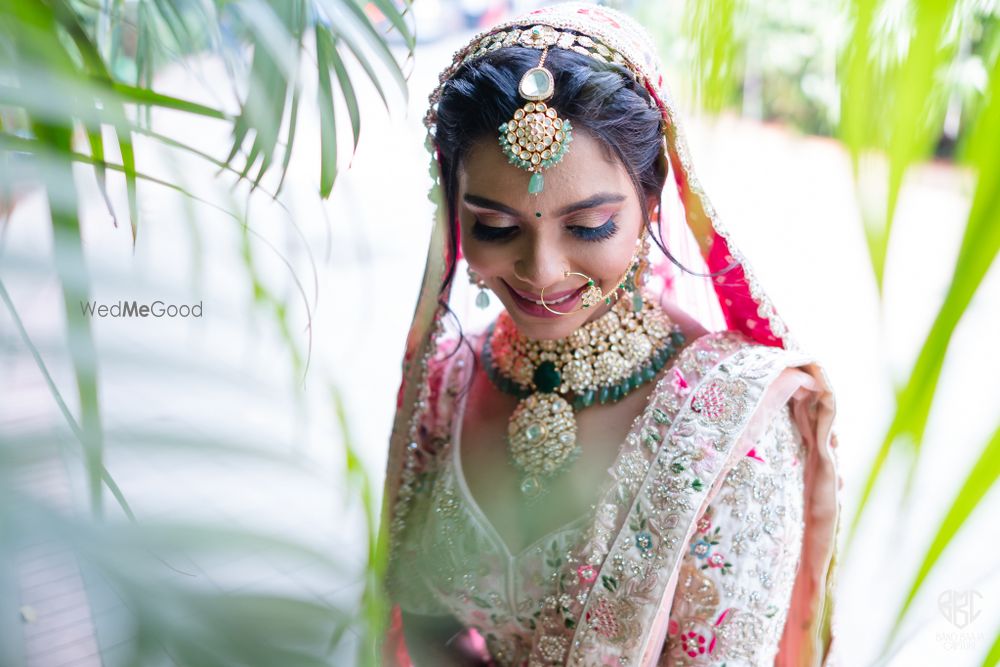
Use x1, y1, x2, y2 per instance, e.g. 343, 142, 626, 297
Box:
502, 307, 584, 340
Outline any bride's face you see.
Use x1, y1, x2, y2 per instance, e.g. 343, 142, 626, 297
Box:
458, 130, 651, 341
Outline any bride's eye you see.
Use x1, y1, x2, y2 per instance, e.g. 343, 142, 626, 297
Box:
471, 219, 518, 242
569, 217, 619, 242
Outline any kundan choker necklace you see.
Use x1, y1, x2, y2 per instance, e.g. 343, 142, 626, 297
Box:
482, 292, 686, 500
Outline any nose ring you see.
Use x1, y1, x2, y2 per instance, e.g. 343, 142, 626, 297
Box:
539, 271, 605, 315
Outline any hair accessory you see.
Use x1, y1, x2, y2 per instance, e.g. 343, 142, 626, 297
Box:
498, 44, 573, 195
483, 293, 685, 500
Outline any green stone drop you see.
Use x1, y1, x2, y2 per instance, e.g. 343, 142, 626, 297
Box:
598, 386, 610, 404
621, 377, 632, 393
632, 291, 643, 312
630, 371, 643, 387
670, 330, 685, 346
581, 390, 595, 407
529, 171, 544, 194
533, 361, 561, 393
475, 290, 490, 309
610, 386, 622, 402
643, 366, 656, 382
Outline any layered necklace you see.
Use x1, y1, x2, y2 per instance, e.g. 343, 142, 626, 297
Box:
482, 292, 686, 500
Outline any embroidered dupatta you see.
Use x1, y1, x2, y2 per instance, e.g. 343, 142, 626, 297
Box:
537, 330, 840, 666
377, 3, 843, 665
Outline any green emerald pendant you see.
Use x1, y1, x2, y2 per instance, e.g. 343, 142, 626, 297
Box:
533, 361, 561, 393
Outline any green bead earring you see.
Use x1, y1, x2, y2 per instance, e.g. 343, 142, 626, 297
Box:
468, 267, 490, 309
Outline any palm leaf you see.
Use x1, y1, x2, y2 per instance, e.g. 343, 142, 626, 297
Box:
983, 625, 1000, 667
0, 280, 134, 521
682, 0, 743, 113
316, 23, 341, 198
847, 45, 1000, 548
881, 422, 1000, 655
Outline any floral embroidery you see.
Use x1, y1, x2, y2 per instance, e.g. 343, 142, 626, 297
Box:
696, 507, 714, 533
689, 377, 751, 431
390, 331, 810, 667
659, 401, 806, 666
586, 595, 639, 645
670, 367, 690, 393
678, 620, 713, 658
577, 564, 598, 584
567, 340, 806, 666
690, 534, 713, 558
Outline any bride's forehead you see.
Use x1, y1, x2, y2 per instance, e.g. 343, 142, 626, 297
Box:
459, 131, 631, 206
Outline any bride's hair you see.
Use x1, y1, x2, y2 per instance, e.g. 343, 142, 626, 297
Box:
434, 47, 667, 213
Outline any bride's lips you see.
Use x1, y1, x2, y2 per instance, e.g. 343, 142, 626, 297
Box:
501, 279, 589, 318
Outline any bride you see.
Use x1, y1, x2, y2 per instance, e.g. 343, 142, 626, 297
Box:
378, 3, 842, 665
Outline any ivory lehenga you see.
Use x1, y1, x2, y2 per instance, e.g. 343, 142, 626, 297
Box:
377, 4, 844, 666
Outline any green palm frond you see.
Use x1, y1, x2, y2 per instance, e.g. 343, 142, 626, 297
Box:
983, 625, 1000, 667
847, 39, 1000, 549
882, 423, 1000, 656
1, 0, 415, 664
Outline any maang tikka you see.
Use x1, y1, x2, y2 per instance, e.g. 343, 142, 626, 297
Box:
498, 42, 573, 195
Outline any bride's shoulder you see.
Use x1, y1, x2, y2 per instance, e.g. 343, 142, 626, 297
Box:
655, 293, 711, 344
654, 292, 785, 359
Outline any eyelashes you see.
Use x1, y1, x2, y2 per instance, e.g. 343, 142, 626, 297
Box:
470, 221, 518, 242
572, 217, 620, 242
471, 217, 620, 243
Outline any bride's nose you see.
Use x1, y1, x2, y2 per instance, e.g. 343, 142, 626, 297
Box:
512, 240, 567, 290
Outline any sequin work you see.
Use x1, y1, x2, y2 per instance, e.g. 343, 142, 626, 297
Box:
386, 330, 809, 666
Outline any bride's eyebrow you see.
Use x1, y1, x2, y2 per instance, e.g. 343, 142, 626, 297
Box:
554, 192, 626, 216
462, 192, 626, 218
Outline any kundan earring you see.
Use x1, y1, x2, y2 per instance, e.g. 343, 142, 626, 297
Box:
468, 267, 491, 309
498, 44, 573, 195
625, 232, 652, 310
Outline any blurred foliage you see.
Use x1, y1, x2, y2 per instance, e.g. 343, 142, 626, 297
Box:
4, 0, 1000, 664
644, 0, 1000, 150
649, 0, 1000, 662
0, 0, 413, 664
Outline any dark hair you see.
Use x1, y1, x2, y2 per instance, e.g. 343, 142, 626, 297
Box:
429, 46, 671, 387
435, 47, 668, 216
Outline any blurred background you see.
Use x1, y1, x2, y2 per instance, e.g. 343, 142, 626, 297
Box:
1, 0, 998, 665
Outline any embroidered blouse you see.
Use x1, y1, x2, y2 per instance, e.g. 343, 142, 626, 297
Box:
388, 330, 808, 666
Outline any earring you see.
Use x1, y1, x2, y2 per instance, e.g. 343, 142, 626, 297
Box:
622, 234, 651, 311
637, 232, 652, 286
468, 267, 490, 309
